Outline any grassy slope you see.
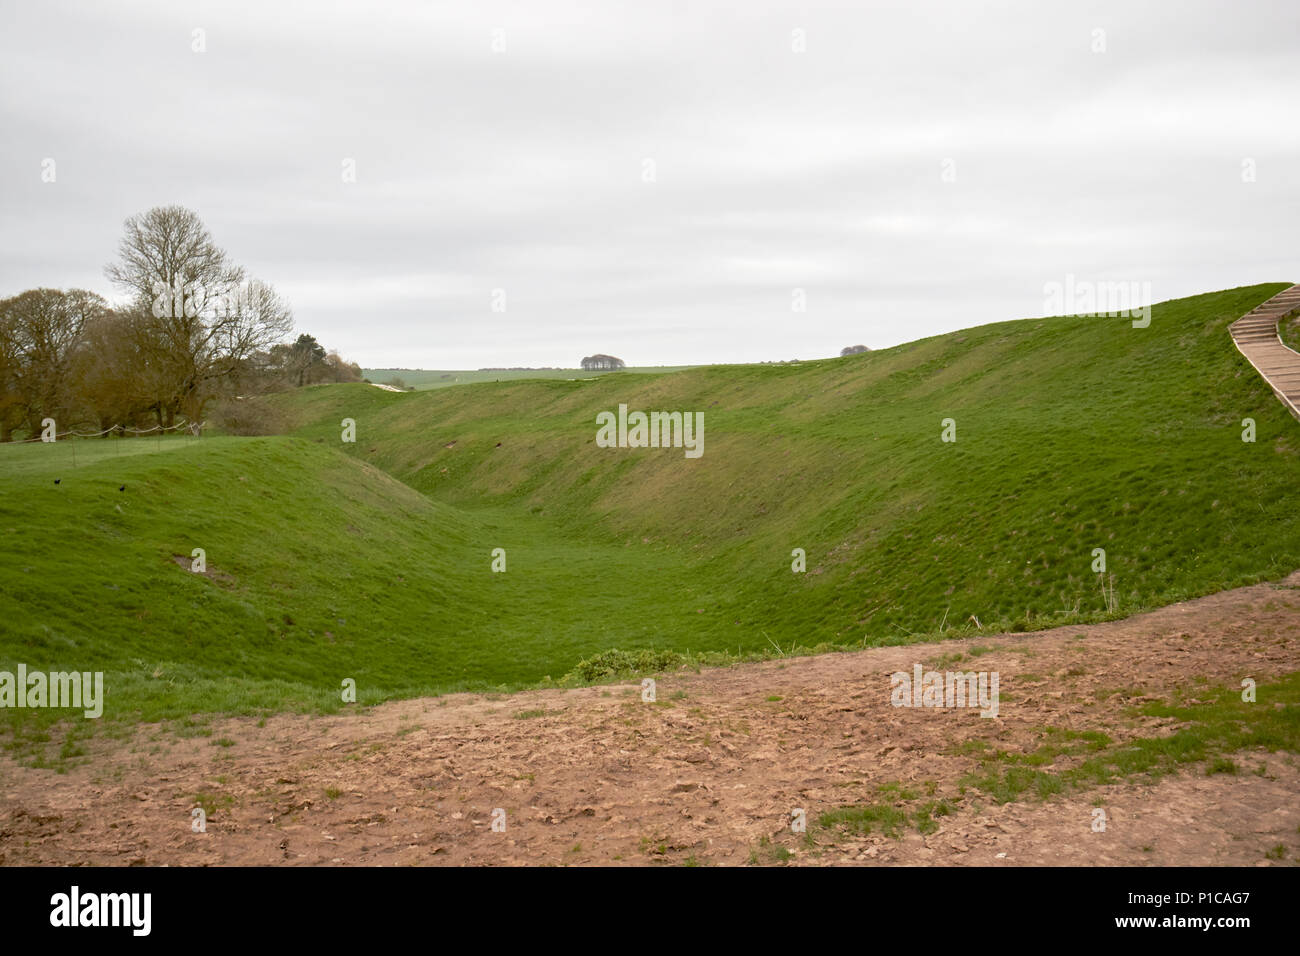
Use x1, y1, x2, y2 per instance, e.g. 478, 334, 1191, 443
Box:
1281, 311, 1300, 354
3, 283, 1299, 738
290, 283, 1300, 642
0, 434, 721, 734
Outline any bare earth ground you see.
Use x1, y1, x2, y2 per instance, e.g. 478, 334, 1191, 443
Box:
3, 574, 1300, 867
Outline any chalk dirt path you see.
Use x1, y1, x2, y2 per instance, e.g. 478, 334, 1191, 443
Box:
3, 574, 1300, 867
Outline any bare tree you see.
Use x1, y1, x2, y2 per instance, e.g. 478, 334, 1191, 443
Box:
105, 205, 244, 311
105, 206, 292, 426
323, 350, 363, 383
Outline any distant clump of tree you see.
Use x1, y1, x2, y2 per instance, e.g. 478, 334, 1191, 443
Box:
840, 344, 870, 356
266, 334, 362, 389
580, 354, 625, 370
0, 205, 360, 441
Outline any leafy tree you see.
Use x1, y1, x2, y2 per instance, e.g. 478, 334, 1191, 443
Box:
0, 288, 107, 437
70, 307, 154, 434
0, 316, 24, 443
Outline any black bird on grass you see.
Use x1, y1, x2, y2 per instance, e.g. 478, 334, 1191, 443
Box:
53, 478, 60, 484
118, 484, 125, 492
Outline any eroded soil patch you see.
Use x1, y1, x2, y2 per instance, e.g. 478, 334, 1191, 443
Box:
3, 574, 1299, 866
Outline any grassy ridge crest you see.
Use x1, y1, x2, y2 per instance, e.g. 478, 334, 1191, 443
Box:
3, 283, 1298, 738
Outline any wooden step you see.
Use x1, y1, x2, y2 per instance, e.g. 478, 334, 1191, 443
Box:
1229, 284, 1300, 421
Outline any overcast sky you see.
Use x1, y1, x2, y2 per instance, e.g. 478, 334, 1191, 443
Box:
1, 0, 1297, 369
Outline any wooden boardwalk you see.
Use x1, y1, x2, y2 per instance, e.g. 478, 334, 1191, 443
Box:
1229, 284, 1300, 420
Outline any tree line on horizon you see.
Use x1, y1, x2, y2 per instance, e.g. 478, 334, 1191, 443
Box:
0, 205, 361, 442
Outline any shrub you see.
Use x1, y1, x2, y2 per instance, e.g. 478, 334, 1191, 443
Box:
563, 648, 686, 683
209, 397, 291, 436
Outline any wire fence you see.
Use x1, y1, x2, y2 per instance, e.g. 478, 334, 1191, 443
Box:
0, 419, 205, 446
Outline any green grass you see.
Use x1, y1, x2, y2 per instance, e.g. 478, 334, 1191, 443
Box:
958, 672, 1300, 803
4, 283, 1300, 753
748, 834, 794, 865
1280, 312, 1300, 354
818, 801, 912, 837
564, 649, 687, 683
289, 283, 1300, 644
811, 673, 1299, 848
0, 433, 718, 753
817, 793, 956, 839
191, 791, 234, 817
